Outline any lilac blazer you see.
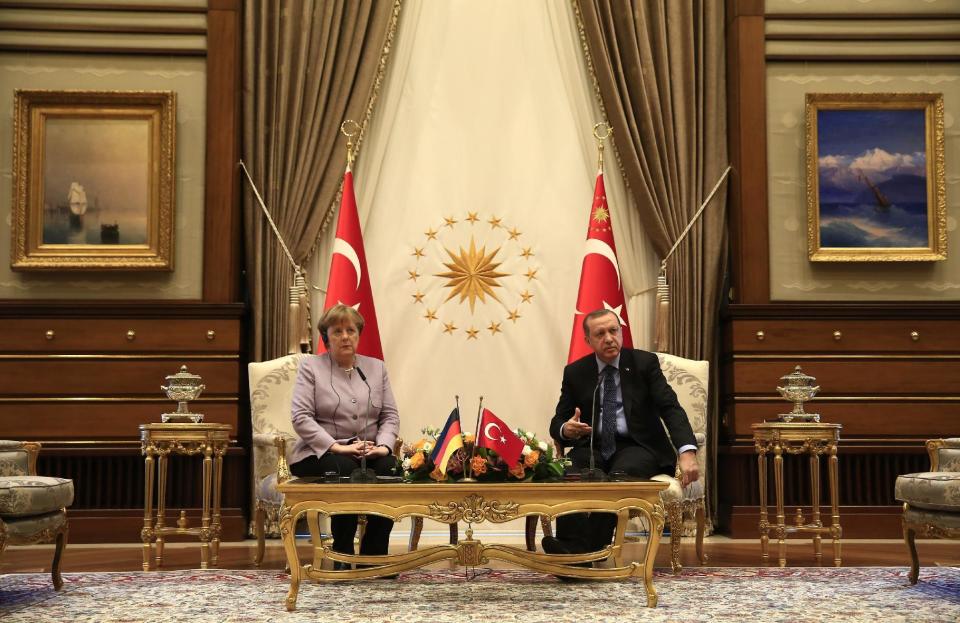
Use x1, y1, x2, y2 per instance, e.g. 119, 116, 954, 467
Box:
288, 353, 400, 467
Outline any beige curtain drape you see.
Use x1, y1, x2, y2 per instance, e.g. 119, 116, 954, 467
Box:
242, 0, 401, 361
575, 0, 728, 362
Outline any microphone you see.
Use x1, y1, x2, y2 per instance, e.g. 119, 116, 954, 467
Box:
580, 372, 606, 482
349, 365, 377, 483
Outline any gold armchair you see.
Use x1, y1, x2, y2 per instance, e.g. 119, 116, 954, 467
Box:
0, 440, 74, 589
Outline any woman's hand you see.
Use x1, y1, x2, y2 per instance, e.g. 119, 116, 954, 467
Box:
363, 444, 389, 458
329, 440, 369, 458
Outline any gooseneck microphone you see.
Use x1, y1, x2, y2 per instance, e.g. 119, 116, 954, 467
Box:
349, 366, 377, 483
580, 372, 607, 482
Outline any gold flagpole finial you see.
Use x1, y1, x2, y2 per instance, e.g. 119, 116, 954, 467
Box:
593, 122, 612, 170
340, 119, 361, 166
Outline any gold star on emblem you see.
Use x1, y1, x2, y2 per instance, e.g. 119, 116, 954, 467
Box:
507, 227, 521, 240
520, 290, 534, 304
487, 321, 502, 335
412, 247, 425, 259
524, 268, 538, 281
507, 309, 521, 322
520, 247, 533, 259
424, 308, 437, 322
443, 216, 458, 229
407, 269, 421, 281
434, 237, 510, 312
465, 327, 479, 340
487, 216, 502, 229
592, 205, 610, 223
411, 291, 424, 304
443, 321, 457, 335
425, 227, 438, 240
465, 212, 479, 224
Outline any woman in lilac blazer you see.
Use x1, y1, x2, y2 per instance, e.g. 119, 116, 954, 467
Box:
289, 304, 400, 562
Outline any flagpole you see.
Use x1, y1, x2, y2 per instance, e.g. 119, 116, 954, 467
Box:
459, 395, 477, 482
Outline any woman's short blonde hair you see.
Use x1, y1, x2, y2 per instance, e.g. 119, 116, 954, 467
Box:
318, 304, 365, 339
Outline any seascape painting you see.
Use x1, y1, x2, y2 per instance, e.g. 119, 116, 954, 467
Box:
805, 93, 945, 262
41, 118, 149, 246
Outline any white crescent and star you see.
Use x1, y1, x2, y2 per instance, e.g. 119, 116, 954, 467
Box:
483, 422, 506, 444
332, 238, 362, 290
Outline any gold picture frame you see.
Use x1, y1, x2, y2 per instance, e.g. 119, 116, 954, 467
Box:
11, 90, 176, 270
805, 92, 945, 262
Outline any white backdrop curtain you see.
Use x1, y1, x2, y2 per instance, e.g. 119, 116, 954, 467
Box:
308, 0, 658, 444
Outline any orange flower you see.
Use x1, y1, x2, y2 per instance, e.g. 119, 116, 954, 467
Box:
524, 450, 540, 468
413, 438, 427, 451
509, 462, 527, 479
470, 455, 487, 475
463, 433, 476, 445
429, 466, 445, 482
409, 452, 425, 470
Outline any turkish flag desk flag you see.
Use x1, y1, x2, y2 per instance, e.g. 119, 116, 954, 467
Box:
476, 409, 525, 468
318, 164, 384, 359
567, 171, 633, 363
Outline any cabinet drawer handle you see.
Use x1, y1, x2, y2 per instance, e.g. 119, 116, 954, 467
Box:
206, 330, 216, 341
755, 330, 765, 341
910, 331, 920, 342
832, 330, 842, 341
126, 330, 136, 341
45, 330, 55, 340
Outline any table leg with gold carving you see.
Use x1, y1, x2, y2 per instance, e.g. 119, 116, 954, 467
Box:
141, 452, 155, 571
758, 448, 769, 562
279, 505, 301, 612
828, 444, 842, 566
810, 453, 822, 561
211, 447, 224, 566
200, 445, 212, 569
611, 508, 629, 569
773, 442, 786, 567
640, 501, 665, 608
155, 453, 168, 568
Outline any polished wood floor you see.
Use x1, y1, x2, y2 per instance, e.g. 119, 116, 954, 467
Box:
3, 536, 958, 575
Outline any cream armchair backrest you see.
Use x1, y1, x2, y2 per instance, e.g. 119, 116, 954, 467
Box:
656, 352, 709, 496
249, 354, 307, 562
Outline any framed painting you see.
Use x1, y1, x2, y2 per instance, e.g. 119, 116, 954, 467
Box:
805, 92, 945, 262
11, 90, 176, 270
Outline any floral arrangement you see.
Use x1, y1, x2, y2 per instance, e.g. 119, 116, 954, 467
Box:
401, 426, 569, 483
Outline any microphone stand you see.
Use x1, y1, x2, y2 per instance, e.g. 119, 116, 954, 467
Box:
580, 374, 606, 481
349, 366, 377, 483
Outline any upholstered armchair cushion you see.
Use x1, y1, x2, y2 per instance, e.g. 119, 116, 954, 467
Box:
255, 472, 284, 507
0, 445, 31, 477
935, 438, 960, 472
1, 510, 68, 541
896, 472, 960, 512
903, 506, 960, 531
0, 476, 74, 517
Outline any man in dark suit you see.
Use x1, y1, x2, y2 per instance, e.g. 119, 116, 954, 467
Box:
545, 308, 699, 557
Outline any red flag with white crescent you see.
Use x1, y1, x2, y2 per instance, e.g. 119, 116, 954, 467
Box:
318, 164, 384, 359
476, 408, 525, 468
567, 171, 633, 363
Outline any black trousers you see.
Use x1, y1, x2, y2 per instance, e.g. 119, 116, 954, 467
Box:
289, 453, 399, 556
556, 438, 671, 554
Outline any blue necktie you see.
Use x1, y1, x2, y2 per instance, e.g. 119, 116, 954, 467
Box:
600, 365, 618, 460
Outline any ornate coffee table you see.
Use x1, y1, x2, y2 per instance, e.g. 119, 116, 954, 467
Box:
277, 479, 669, 610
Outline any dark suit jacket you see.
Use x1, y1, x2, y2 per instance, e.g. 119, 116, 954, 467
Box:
549, 348, 695, 469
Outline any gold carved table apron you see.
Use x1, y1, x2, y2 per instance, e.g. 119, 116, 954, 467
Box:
277, 479, 669, 611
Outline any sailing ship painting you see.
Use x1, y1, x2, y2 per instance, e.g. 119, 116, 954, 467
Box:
814, 108, 929, 250
41, 118, 150, 247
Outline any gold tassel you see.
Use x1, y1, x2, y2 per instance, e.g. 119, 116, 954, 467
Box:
654, 262, 670, 353
287, 272, 310, 354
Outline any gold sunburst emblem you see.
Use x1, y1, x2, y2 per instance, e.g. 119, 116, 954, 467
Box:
434, 237, 509, 312
406, 213, 539, 341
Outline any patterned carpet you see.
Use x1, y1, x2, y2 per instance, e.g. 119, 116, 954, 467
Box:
1, 566, 958, 622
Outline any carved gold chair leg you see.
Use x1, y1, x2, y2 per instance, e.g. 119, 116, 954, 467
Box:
253, 502, 266, 567
695, 499, 708, 564
903, 515, 920, 585
667, 502, 684, 575
52, 523, 68, 591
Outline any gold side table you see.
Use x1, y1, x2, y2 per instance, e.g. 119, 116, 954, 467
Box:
140, 423, 231, 571
752, 421, 842, 567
